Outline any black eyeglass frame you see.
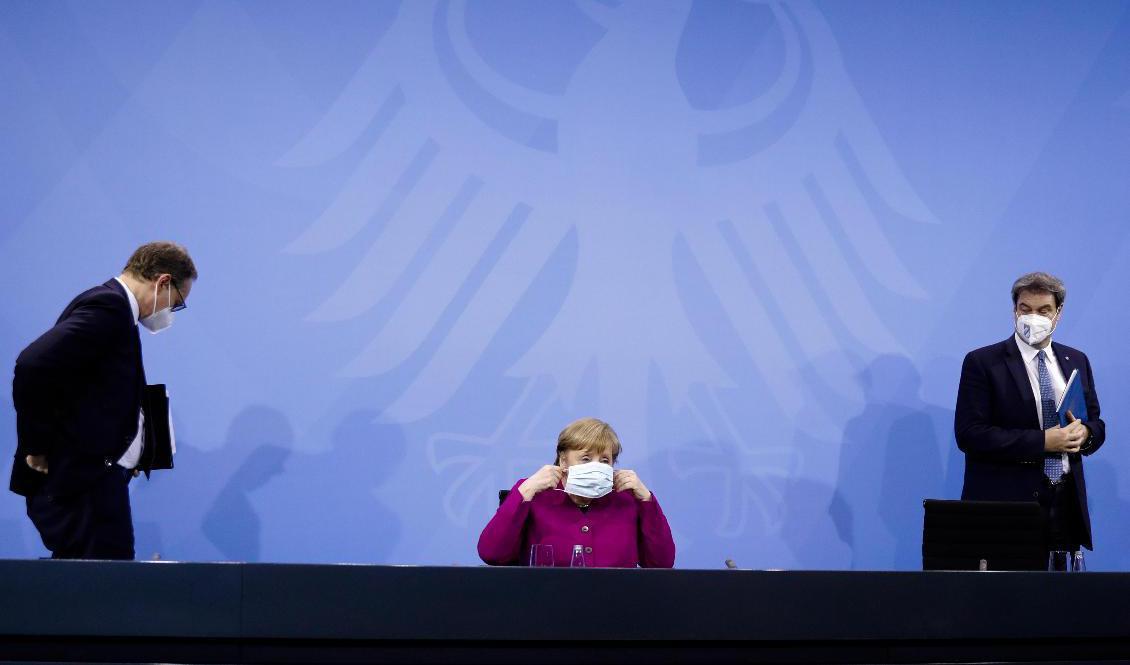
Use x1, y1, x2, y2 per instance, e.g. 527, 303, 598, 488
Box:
170, 281, 187, 313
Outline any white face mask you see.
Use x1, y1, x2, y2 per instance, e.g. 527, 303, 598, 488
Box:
1015, 312, 1056, 346
564, 461, 614, 499
140, 281, 175, 334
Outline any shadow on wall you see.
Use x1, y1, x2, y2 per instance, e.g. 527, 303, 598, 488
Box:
637, 359, 853, 571
256, 409, 407, 563
920, 354, 965, 501
57, 404, 410, 564
835, 354, 954, 571
201, 406, 294, 561
778, 354, 867, 571
779, 470, 854, 570
131, 405, 294, 562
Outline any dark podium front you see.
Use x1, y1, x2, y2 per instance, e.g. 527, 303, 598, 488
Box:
2, 559, 1129, 664
922, 499, 1047, 571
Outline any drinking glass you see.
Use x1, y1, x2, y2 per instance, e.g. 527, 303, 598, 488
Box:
1048, 550, 1085, 572
1072, 550, 1086, 572
529, 544, 555, 567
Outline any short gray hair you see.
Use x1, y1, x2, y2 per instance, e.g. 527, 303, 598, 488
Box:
1011, 272, 1066, 308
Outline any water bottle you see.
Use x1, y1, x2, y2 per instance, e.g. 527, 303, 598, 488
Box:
570, 544, 587, 568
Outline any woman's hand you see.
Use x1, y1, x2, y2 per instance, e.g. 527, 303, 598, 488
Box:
614, 469, 651, 501
518, 465, 564, 501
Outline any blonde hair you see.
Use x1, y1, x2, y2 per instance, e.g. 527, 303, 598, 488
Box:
555, 417, 621, 464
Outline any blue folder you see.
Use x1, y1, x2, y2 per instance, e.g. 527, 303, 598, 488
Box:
1056, 369, 1088, 426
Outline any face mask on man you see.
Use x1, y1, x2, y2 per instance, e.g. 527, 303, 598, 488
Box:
140, 281, 175, 334
1015, 311, 1057, 346
564, 461, 614, 499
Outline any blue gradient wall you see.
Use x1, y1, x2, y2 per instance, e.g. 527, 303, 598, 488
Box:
2, 0, 1128, 570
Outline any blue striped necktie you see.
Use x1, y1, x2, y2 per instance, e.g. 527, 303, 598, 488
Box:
1038, 350, 1064, 483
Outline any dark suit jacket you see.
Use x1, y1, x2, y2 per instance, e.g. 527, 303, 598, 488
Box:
954, 336, 1105, 549
10, 279, 145, 498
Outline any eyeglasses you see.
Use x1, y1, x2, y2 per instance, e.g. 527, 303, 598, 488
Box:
171, 281, 187, 313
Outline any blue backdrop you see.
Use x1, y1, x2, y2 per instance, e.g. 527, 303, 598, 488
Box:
2, 0, 1128, 570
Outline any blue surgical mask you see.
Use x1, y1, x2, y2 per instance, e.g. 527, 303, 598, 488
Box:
564, 461, 614, 499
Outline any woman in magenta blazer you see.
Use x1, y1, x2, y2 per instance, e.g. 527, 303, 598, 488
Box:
478, 417, 675, 568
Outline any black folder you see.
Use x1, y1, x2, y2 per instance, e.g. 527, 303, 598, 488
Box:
139, 384, 175, 475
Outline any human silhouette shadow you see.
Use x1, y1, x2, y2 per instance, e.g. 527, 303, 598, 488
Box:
837, 355, 947, 570
258, 409, 406, 563
199, 406, 294, 561
920, 354, 964, 501
130, 431, 227, 561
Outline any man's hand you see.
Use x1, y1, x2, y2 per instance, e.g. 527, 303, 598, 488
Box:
25, 454, 48, 474
1044, 411, 1088, 454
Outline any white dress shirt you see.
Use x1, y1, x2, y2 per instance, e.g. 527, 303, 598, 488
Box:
114, 277, 145, 470
1013, 333, 1069, 474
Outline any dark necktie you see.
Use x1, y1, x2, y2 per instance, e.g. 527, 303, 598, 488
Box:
1038, 350, 1063, 483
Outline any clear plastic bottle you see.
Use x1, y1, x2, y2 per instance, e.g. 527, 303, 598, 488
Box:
570, 544, 587, 568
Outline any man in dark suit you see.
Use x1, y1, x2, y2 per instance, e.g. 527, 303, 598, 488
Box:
955, 272, 1105, 553
10, 242, 196, 559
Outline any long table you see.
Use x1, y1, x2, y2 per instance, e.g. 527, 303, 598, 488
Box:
2, 560, 1128, 664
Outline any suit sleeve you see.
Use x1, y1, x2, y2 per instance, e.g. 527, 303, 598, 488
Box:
477, 479, 531, 566
13, 294, 128, 456
1080, 353, 1106, 456
954, 350, 1045, 463
637, 493, 675, 568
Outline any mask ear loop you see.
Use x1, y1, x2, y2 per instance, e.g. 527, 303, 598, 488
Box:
151, 280, 161, 318
1047, 307, 1062, 337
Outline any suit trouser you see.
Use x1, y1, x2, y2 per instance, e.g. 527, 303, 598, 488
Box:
1037, 470, 1084, 551
26, 463, 135, 560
